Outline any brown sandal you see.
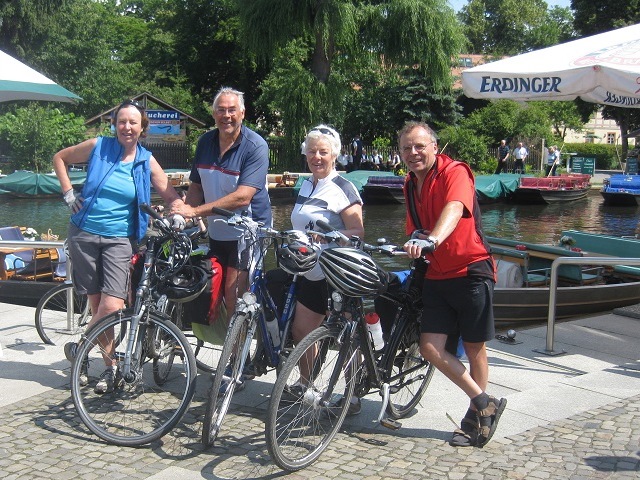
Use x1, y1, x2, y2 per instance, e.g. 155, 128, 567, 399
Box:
449, 416, 478, 447
476, 396, 507, 447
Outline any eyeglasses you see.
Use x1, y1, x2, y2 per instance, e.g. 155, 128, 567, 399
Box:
119, 99, 145, 111
214, 107, 239, 115
310, 127, 337, 138
401, 142, 435, 154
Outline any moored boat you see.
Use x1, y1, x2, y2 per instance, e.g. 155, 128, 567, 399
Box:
0, 226, 66, 307
510, 174, 591, 204
600, 174, 640, 206
489, 230, 640, 324
361, 175, 405, 204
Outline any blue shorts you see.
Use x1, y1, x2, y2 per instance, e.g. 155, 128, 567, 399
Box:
67, 223, 134, 299
420, 276, 495, 343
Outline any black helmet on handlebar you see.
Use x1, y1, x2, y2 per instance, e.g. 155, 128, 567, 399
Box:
277, 240, 319, 275
155, 232, 192, 280
157, 264, 208, 303
319, 247, 389, 297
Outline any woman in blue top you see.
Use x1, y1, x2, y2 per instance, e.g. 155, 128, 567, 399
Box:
53, 99, 184, 394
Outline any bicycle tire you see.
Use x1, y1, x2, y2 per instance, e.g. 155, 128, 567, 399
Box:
201, 310, 253, 446
383, 314, 435, 419
35, 283, 90, 345
70, 310, 197, 446
265, 324, 356, 472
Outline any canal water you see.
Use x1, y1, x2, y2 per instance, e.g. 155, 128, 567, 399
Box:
1, 190, 638, 263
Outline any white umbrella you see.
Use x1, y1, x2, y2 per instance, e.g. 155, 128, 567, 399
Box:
0, 49, 81, 103
462, 24, 640, 108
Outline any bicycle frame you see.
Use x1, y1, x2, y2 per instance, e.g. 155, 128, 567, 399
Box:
319, 255, 429, 421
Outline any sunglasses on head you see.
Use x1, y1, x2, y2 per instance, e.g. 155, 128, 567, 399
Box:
310, 127, 336, 138
119, 99, 145, 111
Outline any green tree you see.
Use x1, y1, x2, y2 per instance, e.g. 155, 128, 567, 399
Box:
238, 0, 464, 156
0, 0, 65, 57
0, 105, 86, 172
459, 0, 574, 55
572, 0, 640, 160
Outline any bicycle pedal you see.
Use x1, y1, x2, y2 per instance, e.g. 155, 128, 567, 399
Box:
380, 417, 401, 430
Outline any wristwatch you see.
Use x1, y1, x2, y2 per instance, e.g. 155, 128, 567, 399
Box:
427, 236, 439, 250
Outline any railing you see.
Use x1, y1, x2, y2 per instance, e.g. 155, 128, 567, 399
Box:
539, 256, 640, 355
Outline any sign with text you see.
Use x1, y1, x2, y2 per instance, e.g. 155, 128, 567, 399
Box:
571, 156, 595, 175
626, 157, 638, 174
147, 110, 182, 137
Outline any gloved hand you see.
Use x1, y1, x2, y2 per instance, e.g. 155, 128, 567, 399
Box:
63, 189, 83, 214
322, 230, 343, 244
167, 214, 186, 231
404, 238, 437, 255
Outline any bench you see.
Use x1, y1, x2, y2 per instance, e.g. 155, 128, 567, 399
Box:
490, 246, 551, 286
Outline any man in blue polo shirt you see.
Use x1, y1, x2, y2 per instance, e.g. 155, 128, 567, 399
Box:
171, 86, 271, 321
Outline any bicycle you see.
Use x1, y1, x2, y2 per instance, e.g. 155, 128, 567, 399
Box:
201, 207, 324, 447
265, 232, 435, 471
35, 225, 221, 375
35, 269, 90, 345
69, 204, 201, 446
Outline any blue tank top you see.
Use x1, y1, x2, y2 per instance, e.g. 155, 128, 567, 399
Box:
82, 160, 136, 237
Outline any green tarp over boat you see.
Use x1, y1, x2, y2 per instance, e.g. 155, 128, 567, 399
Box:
0, 171, 86, 197
475, 174, 523, 202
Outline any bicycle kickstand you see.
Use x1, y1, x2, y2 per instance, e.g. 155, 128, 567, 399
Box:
378, 383, 401, 430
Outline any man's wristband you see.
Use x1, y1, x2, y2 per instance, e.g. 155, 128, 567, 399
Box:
427, 236, 439, 250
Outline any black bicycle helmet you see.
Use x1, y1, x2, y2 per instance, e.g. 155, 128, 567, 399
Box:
319, 247, 389, 297
157, 265, 208, 303
155, 232, 192, 280
277, 240, 319, 275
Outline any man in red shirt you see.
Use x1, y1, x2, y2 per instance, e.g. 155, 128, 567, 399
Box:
400, 121, 506, 448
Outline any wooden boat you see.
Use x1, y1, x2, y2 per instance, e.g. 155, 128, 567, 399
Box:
600, 174, 640, 206
510, 174, 591, 204
489, 231, 640, 324
361, 175, 405, 204
0, 226, 66, 307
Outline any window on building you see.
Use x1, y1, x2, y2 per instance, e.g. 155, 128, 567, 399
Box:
458, 57, 473, 68
606, 133, 616, 144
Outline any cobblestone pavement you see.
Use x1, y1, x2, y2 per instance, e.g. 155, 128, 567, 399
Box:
1, 386, 638, 480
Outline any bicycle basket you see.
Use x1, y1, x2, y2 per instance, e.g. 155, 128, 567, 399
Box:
318, 247, 389, 297
157, 264, 208, 303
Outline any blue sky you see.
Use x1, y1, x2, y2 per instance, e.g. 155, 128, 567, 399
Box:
448, 0, 571, 11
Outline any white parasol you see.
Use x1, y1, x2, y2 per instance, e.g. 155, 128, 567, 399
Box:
462, 24, 640, 108
0, 49, 81, 103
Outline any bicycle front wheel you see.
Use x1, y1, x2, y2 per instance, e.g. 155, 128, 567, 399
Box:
35, 283, 90, 345
265, 324, 356, 472
202, 310, 254, 446
70, 310, 197, 446
384, 314, 434, 419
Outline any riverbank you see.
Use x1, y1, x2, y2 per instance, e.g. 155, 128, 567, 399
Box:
1, 301, 639, 478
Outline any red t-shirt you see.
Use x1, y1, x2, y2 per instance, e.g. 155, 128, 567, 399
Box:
403, 154, 495, 281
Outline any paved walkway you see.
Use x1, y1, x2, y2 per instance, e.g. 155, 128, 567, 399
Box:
1, 301, 639, 479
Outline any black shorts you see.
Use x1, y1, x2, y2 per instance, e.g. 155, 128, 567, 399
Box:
296, 276, 330, 315
420, 276, 495, 343
208, 238, 250, 270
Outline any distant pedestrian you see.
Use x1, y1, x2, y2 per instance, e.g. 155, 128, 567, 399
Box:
494, 140, 510, 175
545, 146, 560, 176
513, 142, 528, 174
351, 134, 363, 170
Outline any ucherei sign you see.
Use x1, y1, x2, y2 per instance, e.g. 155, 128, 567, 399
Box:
462, 24, 640, 108
147, 110, 184, 140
